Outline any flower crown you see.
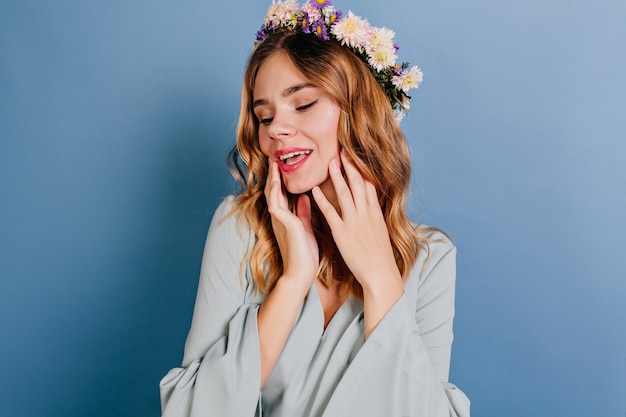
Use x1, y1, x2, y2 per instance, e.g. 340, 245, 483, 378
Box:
255, 0, 423, 122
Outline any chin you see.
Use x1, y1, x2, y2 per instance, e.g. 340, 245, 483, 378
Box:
282, 173, 328, 195
282, 177, 319, 195
284, 184, 312, 195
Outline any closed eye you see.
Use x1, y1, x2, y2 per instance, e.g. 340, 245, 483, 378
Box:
257, 99, 318, 125
297, 99, 318, 111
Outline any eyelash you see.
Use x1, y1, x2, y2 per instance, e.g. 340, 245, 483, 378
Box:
297, 99, 318, 111
258, 99, 318, 125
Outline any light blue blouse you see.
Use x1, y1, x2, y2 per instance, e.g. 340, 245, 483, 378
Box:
160, 196, 470, 416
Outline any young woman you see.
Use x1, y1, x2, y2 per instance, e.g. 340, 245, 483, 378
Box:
160, 2, 470, 416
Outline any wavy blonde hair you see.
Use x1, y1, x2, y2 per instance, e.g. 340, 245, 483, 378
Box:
228, 31, 431, 298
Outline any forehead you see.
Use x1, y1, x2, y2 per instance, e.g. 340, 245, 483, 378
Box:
253, 52, 310, 99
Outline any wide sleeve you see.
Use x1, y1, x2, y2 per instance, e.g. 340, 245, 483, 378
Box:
320, 234, 470, 417
159, 196, 262, 417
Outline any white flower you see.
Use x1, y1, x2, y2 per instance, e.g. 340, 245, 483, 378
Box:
366, 27, 395, 53
264, 0, 300, 29
394, 108, 406, 123
331, 11, 371, 48
300, 2, 321, 22
322, 5, 335, 15
401, 96, 411, 111
392, 65, 423, 92
367, 44, 397, 71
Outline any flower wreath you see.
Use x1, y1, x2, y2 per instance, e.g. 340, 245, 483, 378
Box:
254, 0, 423, 122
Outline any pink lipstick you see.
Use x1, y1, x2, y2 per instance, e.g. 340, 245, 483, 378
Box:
275, 148, 312, 173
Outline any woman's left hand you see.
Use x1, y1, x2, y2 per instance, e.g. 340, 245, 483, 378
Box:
311, 152, 402, 293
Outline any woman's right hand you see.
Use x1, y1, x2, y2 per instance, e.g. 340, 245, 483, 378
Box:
264, 161, 319, 288
257, 162, 319, 388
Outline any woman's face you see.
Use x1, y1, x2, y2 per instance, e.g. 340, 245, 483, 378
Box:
253, 51, 341, 195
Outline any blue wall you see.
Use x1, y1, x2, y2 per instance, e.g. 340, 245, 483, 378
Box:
1, 1, 624, 416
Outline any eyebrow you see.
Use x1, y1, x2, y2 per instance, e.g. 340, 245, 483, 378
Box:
252, 83, 317, 109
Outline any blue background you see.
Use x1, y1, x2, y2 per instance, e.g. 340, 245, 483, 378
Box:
1, 1, 625, 416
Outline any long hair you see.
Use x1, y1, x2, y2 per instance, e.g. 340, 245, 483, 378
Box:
228, 30, 431, 297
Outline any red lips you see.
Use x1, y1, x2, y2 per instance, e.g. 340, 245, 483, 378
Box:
275, 147, 312, 173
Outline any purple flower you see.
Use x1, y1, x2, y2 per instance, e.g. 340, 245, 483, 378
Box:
300, 13, 311, 33
256, 28, 268, 41
311, 19, 329, 40
309, 0, 332, 9
328, 9, 342, 24
392, 64, 403, 75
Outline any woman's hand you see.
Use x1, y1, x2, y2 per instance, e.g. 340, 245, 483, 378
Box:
258, 161, 320, 388
312, 152, 403, 336
312, 152, 401, 289
265, 161, 319, 289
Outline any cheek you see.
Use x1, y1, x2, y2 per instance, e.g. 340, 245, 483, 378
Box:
320, 113, 341, 153
319, 134, 340, 157
258, 131, 271, 157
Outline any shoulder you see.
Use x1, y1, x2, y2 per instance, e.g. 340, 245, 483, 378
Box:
205, 195, 253, 257
411, 224, 456, 285
415, 223, 456, 259
197, 195, 259, 298
212, 194, 237, 220
209, 194, 247, 231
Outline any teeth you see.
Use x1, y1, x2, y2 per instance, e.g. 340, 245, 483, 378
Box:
279, 150, 311, 161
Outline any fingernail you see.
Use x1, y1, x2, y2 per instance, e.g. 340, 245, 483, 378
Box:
330, 159, 339, 170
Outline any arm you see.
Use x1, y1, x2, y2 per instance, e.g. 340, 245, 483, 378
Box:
257, 162, 319, 387
311, 153, 469, 415
160, 197, 262, 417
256, 275, 310, 385
322, 236, 470, 416
162, 160, 321, 416
311, 152, 404, 337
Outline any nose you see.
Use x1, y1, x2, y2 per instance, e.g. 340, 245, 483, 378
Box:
266, 110, 296, 140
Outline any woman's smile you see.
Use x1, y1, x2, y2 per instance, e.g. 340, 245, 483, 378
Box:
275, 147, 313, 172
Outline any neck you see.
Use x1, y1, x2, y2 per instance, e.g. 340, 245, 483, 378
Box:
318, 176, 341, 214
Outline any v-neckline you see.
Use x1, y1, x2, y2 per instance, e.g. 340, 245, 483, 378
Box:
311, 280, 357, 332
